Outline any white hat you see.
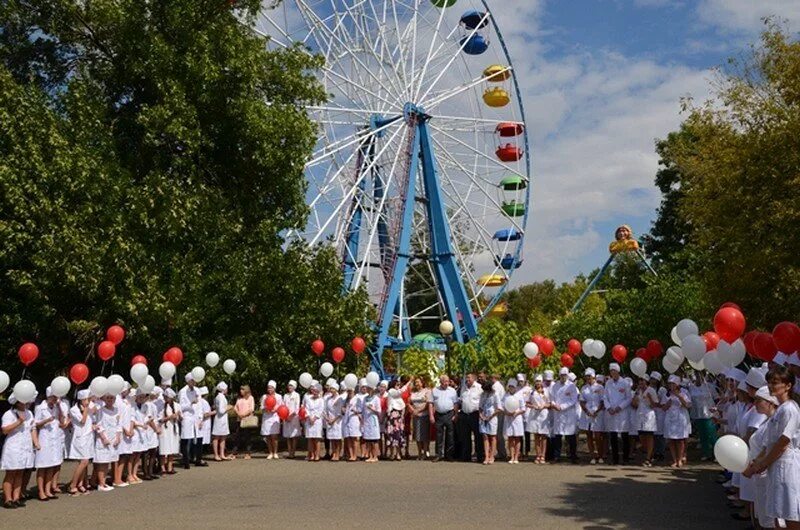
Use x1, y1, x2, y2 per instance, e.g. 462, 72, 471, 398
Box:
584, 368, 596, 377
507, 378, 518, 388
379, 380, 388, 388
161, 378, 172, 386
786, 354, 800, 367
46, 386, 53, 398
185, 373, 194, 382
755, 385, 779, 406
609, 363, 621, 372
559, 367, 569, 376
326, 378, 338, 389
358, 378, 367, 388
534, 375, 543, 382
198, 386, 208, 396
267, 380, 276, 389
339, 382, 347, 392
774, 352, 788, 366
650, 371, 662, 381
288, 380, 297, 388
164, 388, 176, 399
8, 395, 17, 405
596, 375, 606, 383
761, 362, 769, 371
568, 372, 577, 382
642, 373, 651, 381
516, 373, 526, 381
152, 386, 163, 396
544, 370, 554, 381
737, 379, 749, 392
746, 367, 767, 389
122, 382, 131, 392
129, 388, 138, 398
726, 368, 747, 382
216, 382, 228, 392
667, 375, 681, 385
77, 389, 90, 400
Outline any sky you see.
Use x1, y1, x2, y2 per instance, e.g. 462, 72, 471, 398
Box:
489, 0, 800, 285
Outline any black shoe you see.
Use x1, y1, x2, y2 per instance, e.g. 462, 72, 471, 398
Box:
13, 500, 25, 508
3, 501, 16, 509
432, 457, 441, 462
195, 462, 209, 467
183, 464, 191, 470
731, 513, 749, 521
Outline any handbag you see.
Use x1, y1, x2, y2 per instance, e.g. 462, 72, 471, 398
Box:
240, 415, 258, 429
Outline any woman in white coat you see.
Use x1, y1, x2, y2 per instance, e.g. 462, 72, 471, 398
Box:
67, 390, 94, 495
211, 383, 232, 461
663, 375, 692, 469
632, 377, 659, 467
93, 394, 121, 492
34, 388, 65, 500
158, 389, 181, 473
282, 381, 301, 459
578, 370, 605, 464
115, 387, 134, 487
304, 383, 325, 461
745, 386, 779, 529
2, 395, 38, 508
479, 380, 499, 465
527, 375, 551, 464
361, 383, 382, 463
503, 379, 525, 464
260, 380, 283, 459
324, 381, 345, 461
342, 385, 362, 462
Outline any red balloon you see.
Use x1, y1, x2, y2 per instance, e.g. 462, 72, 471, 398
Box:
97, 340, 116, 361
69, 363, 89, 385
163, 347, 183, 366
541, 338, 555, 356
754, 332, 778, 362
714, 307, 747, 343
560, 353, 574, 368
531, 335, 545, 348
635, 347, 648, 361
720, 302, 742, 312
311, 339, 325, 356
351, 337, 366, 355
401, 389, 410, 403
528, 355, 542, 369
743, 331, 759, 357
773, 322, 800, 354
264, 395, 277, 412
131, 355, 147, 366
17, 342, 39, 366
332, 347, 345, 364
276, 404, 290, 421
646, 339, 663, 359
703, 331, 720, 352
298, 406, 307, 420
567, 339, 582, 356
611, 344, 628, 364
106, 325, 125, 345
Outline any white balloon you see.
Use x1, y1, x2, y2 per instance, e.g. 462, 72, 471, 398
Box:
222, 359, 236, 375
205, 352, 220, 368
688, 357, 705, 371
703, 350, 725, 375
158, 361, 175, 381
592, 340, 606, 359
139, 375, 156, 394
730, 339, 747, 366
682, 334, 707, 362
388, 388, 400, 399
582, 339, 595, 356
630, 357, 648, 378
365, 371, 380, 388
716, 340, 735, 368
0, 370, 10, 394
676, 319, 699, 340
191, 366, 206, 383
319, 362, 334, 378
523, 342, 539, 359
90, 376, 109, 397
13, 380, 36, 403
714, 435, 749, 472
665, 346, 684, 366
130, 363, 149, 385
662, 359, 679, 374
50, 376, 71, 398
299, 372, 313, 389
504, 396, 520, 413
670, 326, 682, 346
106, 374, 125, 396
344, 373, 358, 390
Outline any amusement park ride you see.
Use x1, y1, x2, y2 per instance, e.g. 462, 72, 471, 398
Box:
255, 0, 531, 376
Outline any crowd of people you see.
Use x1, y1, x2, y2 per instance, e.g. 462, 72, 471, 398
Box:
1, 356, 799, 528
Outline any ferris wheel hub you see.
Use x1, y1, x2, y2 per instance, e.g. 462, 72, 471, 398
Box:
402, 102, 429, 125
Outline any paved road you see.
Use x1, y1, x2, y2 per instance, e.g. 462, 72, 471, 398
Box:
2, 454, 739, 529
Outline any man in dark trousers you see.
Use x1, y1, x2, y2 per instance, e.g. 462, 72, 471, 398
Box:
457, 372, 483, 463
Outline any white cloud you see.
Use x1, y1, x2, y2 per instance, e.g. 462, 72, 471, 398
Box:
697, 0, 800, 33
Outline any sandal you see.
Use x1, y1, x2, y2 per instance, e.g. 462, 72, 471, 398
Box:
3, 501, 16, 509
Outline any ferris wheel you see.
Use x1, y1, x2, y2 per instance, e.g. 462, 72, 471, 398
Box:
254, 0, 531, 375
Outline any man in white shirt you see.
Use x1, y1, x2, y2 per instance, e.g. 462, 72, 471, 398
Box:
457, 373, 482, 463
543, 369, 556, 461
603, 363, 631, 465
179, 373, 206, 469
551, 367, 580, 463
431, 375, 459, 461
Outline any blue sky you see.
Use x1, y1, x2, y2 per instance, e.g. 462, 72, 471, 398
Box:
488, 0, 800, 284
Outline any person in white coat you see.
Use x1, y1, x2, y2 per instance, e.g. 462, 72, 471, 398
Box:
663, 375, 692, 468
632, 376, 659, 466
478, 380, 499, 465
551, 368, 579, 463
746, 385, 779, 529
93, 393, 120, 492
67, 390, 94, 495
260, 380, 283, 459
34, 388, 65, 500
324, 380, 344, 461
304, 383, 325, 461
526, 375, 550, 464
361, 383, 382, 463
197, 387, 213, 456
604, 363, 632, 465
503, 379, 525, 464
211, 383, 232, 461
282, 381, 301, 458
158, 388, 181, 473
342, 385, 362, 462
579, 369, 605, 464
51, 394, 70, 495
178, 373, 204, 469
2, 394, 38, 508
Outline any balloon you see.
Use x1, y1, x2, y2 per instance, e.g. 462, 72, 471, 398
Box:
106, 374, 125, 395
773, 322, 800, 354
351, 337, 366, 355
13, 380, 36, 403
635, 347, 648, 361
703, 331, 720, 352
163, 347, 183, 366
582, 338, 595, 356
717, 340, 739, 368
264, 395, 277, 411
754, 333, 778, 362
688, 356, 705, 371
676, 319, 699, 340
730, 339, 747, 366
131, 355, 147, 366
131, 363, 149, 384
311, 339, 325, 356
714, 435, 749, 472
365, 371, 380, 388
720, 302, 742, 312
298, 407, 307, 420
69, 363, 90, 385
592, 340, 607, 359
611, 344, 627, 364
90, 376, 109, 397
138, 375, 155, 394
191, 366, 206, 383
703, 350, 725, 375
205, 352, 220, 368
528, 355, 542, 369
714, 307, 746, 343
646, 339, 663, 359
51, 376, 71, 398
276, 404, 290, 421
532, 335, 545, 348
157, 362, 174, 381
567, 339, 582, 356
523, 342, 539, 359
560, 353, 574, 368
106, 325, 125, 345
320, 362, 334, 378
662, 357, 679, 374
331, 347, 345, 364
743, 331, 759, 358
504, 396, 520, 413
439, 320, 454, 336
540, 338, 555, 356
344, 373, 358, 390
682, 334, 706, 362
17, 342, 39, 366
222, 359, 236, 375
665, 346, 684, 366
630, 357, 648, 378
97, 340, 116, 361
670, 326, 682, 346
299, 372, 313, 389
0, 371, 8, 394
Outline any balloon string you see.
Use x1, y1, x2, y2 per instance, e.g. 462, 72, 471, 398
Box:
101, 361, 106, 377
21, 367, 26, 380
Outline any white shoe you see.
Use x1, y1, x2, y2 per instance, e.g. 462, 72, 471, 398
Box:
98, 485, 114, 492
273, 454, 280, 459
266, 454, 273, 460
722, 480, 732, 488
114, 482, 129, 488
590, 459, 597, 465
598, 458, 605, 464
